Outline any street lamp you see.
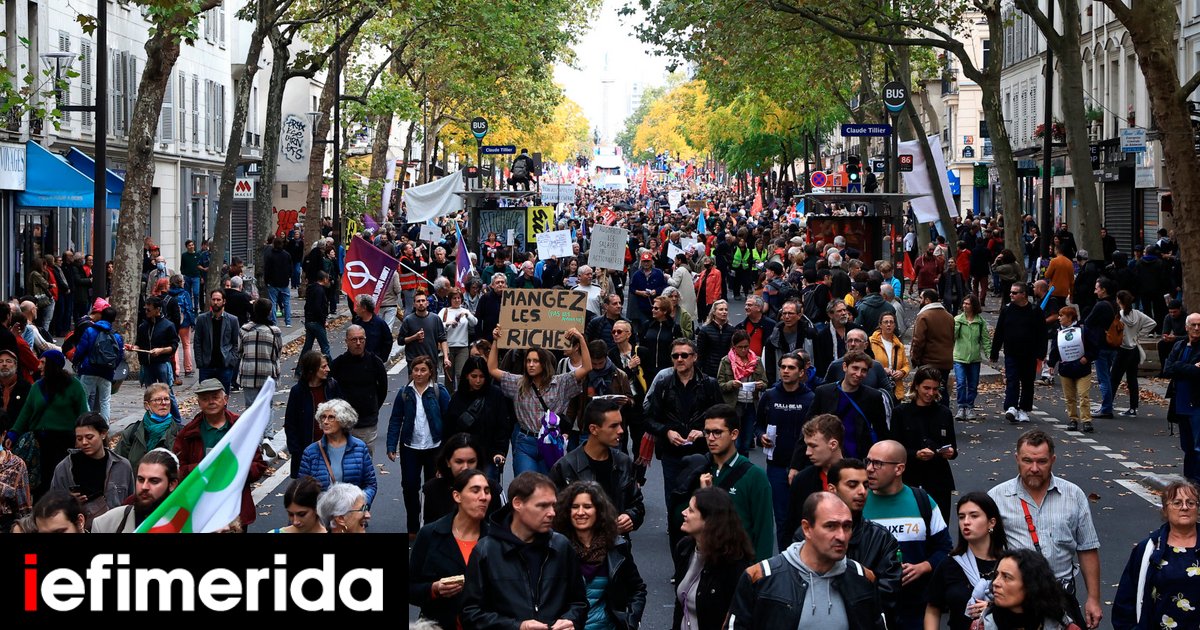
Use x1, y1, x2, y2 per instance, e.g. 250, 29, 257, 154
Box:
40, 8, 109, 299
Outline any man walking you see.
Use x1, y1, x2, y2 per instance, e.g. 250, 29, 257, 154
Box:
301, 271, 331, 358
72, 305, 124, 420
398, 292, 450, 378
1085, 278, 1120, 419
132, 296, 180, 419
990, 282, 1047, 423
352, 295, 395, 365
988, 430, 1103, 628
193, 289, 241, 394
910, 289, 955, 406
805, 350, 889, 459
330, 325, 389, 451
263, 237, 294, 326
549, 398, 645, 536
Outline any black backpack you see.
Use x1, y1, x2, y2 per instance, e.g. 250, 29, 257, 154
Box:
161, 294, 182, 328
511, 157, 529, 179
88, 328, 122, 371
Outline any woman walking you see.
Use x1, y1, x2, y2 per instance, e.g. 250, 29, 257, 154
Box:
953, 295, 990, 420
1112, 290, 1158, 417
1048, 306, 1098, 433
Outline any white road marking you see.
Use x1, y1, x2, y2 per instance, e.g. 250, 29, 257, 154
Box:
388, 359, 409, 375
1076, 438, 1097, 443
1116, 479, 1162, 507
1106, 453, 1127, 459
1090, 445, 1111, 451
1120, 461, 1143, 469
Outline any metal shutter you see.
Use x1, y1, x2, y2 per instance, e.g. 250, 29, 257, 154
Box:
1103, 183, 1134, 253
231, 199, 250, 262
1142, 190, 1160, 248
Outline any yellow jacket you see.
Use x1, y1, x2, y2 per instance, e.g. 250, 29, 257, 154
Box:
869, 329, 910, 400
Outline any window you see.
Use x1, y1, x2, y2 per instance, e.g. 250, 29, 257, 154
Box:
80, 41, 93, 129
192, 75, 200, 145
159, 71, 174, 143
178, 73, 187, 146
216, 82, 226, 152
982, 40, 991, 68
204, 79, 213, 149
57, 31, 71, 124
218, 1, 226, 47
110, 53, 124, 137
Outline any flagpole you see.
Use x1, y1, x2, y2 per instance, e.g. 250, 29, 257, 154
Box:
397, 260, 436, 287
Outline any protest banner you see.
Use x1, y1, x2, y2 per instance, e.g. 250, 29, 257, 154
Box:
668, 190, 683, 211
341, 236, 399, 311
588, 225, 629, 271
419, 223, 441, 243
601, 208, 619, 225
667, 243, 684, 260
527, 206, 554, 242
686, 200, 705, 211
498, 289, 587, 350
542, 183, 577, 204
535, 229, 574, 259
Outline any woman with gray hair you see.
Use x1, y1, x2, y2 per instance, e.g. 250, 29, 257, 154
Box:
316, 482, 369, 533
662, 286, 695, 339
298, 399, 377, 507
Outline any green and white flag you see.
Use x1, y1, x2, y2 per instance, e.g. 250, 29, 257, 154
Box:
136, 378, 276, 533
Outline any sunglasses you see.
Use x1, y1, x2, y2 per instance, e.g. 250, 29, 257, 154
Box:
671, 352, 693, 359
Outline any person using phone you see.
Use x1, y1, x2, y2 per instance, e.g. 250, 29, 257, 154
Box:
888, 366, 958, 524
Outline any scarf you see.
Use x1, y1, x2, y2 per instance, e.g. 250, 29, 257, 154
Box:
586, 358, 619, 396
571, 537, 609, 568
727, 347, 759, 381
143, 411, 174, 449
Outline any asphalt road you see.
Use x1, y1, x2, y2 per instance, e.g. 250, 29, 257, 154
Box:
247, 293, 1182, 630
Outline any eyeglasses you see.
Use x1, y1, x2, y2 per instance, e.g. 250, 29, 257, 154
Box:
864, 458, 901, 469
146, 397, 171, 404
346, 505, 370, 514
1168, 499, 1199, 510
702, 429, 727, 437
671, 352, 693, 359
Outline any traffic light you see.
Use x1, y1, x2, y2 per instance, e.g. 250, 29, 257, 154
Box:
846, 155, 861, 185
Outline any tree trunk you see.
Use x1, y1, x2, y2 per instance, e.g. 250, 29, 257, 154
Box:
366, 111, 392, 216
1110, 0, 1200, 310
208, 15, 266, 307
303, 63, 338, 252
1055, 0, 1103, 259
401, 121, 415, 195
255, 28, 293, 285
112, 5, 215, 363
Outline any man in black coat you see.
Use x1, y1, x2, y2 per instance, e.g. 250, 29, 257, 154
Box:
990, 281, 1047, 423
549, 398, 645, 534
301, 271, 331, 358
262, 238, 294, 326
805, 351, 889, 461
329, 325, 389, 451
223, 276, 254, 326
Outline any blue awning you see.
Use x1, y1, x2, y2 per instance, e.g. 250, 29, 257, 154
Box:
66, 147, 125, 196
14, 141, 120, 209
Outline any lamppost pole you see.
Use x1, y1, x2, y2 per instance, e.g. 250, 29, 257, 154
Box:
1041, 0, 1055, 259
44, 2, 107, 297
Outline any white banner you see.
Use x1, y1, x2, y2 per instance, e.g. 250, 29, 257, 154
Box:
1056, 326, 1085, 363
419, 223, 441, 243
898, 135, 955, 224
403, 169, 466, 223
588, 225, 629, 271
535, 229, 574, 259
668, 190, 683, 212
542, 183, 577, 204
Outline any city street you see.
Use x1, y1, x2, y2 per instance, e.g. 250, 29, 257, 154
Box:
207, 293, 1190, 629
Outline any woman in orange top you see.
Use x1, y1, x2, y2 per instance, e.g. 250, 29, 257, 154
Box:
409, 469, 492, 630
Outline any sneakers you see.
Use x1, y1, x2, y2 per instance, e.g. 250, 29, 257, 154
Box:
1093, 411, 1115, 419
1120, 408, 1138, 417
1067, 419, 1079, 431
1038, 376, 1053, 386
966, 407, 978, 420
1005, 407, 1018, 423
955, 407, 967, 421
1018, 410, 1031, 423
1082, 421, 1095, 433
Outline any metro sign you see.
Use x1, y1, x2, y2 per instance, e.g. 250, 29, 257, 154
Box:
233, 178, 255, 199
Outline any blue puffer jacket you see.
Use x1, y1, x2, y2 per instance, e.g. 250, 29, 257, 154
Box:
73, 320, 125, 380
298, 435, 378, 506
168, 286, 196, 328
386, 382, 450, 453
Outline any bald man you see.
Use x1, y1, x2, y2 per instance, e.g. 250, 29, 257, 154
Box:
861, 440, 952, 630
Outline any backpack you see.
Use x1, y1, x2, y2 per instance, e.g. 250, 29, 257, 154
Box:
911, 485, 935, 534
89, 328, 123, 371
161, 294, 182, 328
1106, 315, 1125, 348
511, 158, 529, 179
802, 285, 828, 322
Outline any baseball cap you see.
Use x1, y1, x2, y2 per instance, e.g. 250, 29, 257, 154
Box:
91, 297, 111, 313
195, 378, 226, 394
640, 252, 653, 262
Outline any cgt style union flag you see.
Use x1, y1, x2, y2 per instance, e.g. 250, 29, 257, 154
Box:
136, 378, 276, 533
340, 236, 399, 310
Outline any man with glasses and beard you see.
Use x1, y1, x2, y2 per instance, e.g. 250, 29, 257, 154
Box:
824, 328, 892, 392
91, 448, 180, 533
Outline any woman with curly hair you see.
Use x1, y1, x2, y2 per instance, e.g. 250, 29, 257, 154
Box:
553, 481, 647, 630
980, 548, 1075, 629
673, 486, 754, 630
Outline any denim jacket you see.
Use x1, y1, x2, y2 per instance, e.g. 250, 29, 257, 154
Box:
386, 382, 450, 452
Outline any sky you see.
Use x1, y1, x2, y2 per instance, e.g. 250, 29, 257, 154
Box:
554, 0, 671, 145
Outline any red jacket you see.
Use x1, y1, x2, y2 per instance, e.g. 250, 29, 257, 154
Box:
173, 409, 268, 526
694, 266, 723, 306
15, 337, 38, 383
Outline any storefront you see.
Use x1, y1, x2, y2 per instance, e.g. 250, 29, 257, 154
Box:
0, 142, 28, 299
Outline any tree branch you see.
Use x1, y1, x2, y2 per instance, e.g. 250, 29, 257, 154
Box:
1180, 69, 1200, 102
1095, 0, 1133, 25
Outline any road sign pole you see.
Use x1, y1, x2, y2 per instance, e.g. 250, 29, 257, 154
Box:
476, 138, 483, 191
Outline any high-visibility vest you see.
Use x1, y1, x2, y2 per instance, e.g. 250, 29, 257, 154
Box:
732, 247, 752, 270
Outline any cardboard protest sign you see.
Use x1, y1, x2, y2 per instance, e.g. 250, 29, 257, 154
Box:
686, 200, 705, 211
535, 229, 573, 259
498, 289, 587, 350
588, 225, 629, 271
419, 223, 441, 243
527, 206, 554, 242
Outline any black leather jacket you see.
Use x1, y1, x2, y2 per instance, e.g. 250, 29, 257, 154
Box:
644, 370, 722, 460
409, 513, 492, 630
672, 537, 752, 630
600, 538, 648, 630
794, 513, 902, 616
549, 446, 646, 531
727, 548, 887, 629
461, 506, 587, 629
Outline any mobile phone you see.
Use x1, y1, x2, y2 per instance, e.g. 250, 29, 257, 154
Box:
938, 444, 953, 452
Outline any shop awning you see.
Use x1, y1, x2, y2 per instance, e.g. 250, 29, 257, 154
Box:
65, 147, 125, 197
14, 141, 120, 209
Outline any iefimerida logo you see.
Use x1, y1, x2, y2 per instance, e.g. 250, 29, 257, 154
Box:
24, 553, 384, 613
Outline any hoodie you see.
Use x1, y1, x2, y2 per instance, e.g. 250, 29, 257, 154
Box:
784, 542, 851, 628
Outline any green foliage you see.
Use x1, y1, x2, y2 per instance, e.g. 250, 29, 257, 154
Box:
0, 32, 73, 130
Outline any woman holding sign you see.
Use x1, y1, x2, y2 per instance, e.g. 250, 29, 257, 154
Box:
1047, 306, 1098, 433
488, 326, 591, 475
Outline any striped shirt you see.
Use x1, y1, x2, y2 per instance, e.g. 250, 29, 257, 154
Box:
988, 475, 1100, 581
498, 371, 582, 434
237, 323, 283, 388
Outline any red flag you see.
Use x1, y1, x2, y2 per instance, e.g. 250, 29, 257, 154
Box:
639, 169, 649, 196
903, 253, 917, 281
685, 163, 694, 179
750, 177, 763, 217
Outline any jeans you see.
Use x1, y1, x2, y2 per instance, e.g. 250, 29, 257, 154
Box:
300, 321, 331, 359
736, 402, 757, 455
243, 387, 262, 409
292, 263, 302, 289
767, 465, 791, 550
380, 306, 398, 330
1003, 355, 1036, 411
447, 346, 470, 394
268, 286, 292, 325
79, 374, 112, 421
140, 362, 181, 420
399, 445, 438, 532
198, 366, 235, 394
1061, 374, 1092, 421
512, 426, 548, 476
185, 275, 201, 307
954, 362, 980, 407
1094, 348, 1118, 414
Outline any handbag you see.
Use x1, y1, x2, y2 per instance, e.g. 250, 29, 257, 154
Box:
531, 387, 566, 468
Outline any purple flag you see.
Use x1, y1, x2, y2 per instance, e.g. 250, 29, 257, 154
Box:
341, 236, 399, 311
